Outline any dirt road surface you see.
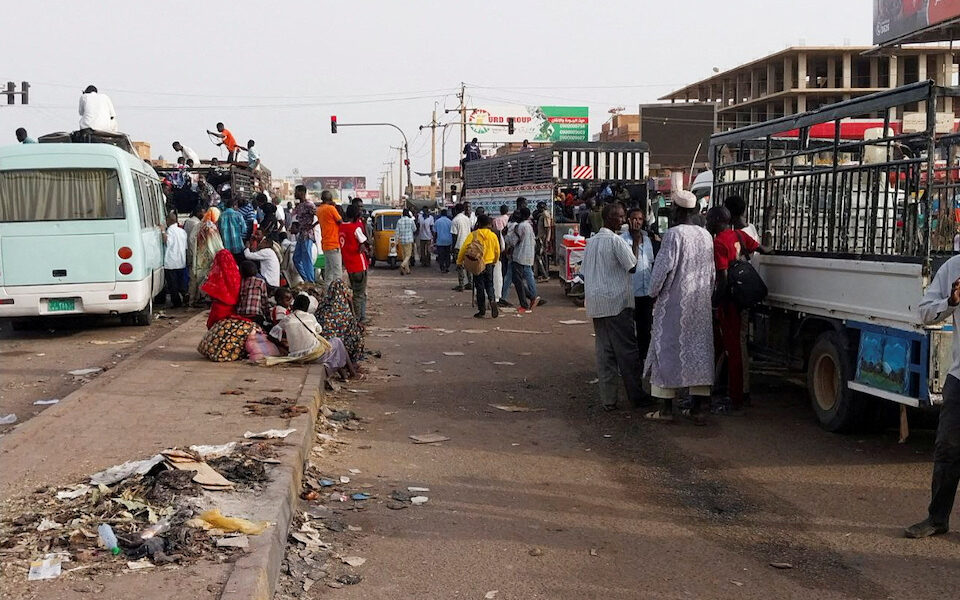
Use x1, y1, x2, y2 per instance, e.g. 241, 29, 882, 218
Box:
0, 307, 193, 432
278, 267, 960, 599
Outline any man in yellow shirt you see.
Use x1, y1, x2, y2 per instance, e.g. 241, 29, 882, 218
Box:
457, 214, 501, 318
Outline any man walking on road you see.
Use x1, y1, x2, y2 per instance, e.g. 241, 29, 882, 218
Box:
644, 191, 715, 424
907, 254, 960, 538
434, 209, 453, 273
316, 190, 344, 286
506, 206, 543, 313
396, 209, 416, 275
582, 202, 644, 411
534, 200, 553, 282
457, 214, 501, 319
162, 212, 188, 308
451, 203, 474, 291
417, 207, 434, 267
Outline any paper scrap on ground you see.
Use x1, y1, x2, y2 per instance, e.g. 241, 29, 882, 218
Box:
403, 289, 418, 296
495, 328, 550, 334
492, 361, 516, 366
346, 389, 371, 394
339, 476, 351, 484
420, 360, 436, 365
460, 329, 488, 334
33, 399, 59, 406
410, 496, 429, 505
215, 535, 249, 549
558, 319, 588, 325
0, 414, 17, 425
485, 592, 499, 599
90, 454, 165, 486
89, 339, 135, 345
37, 518, 62, 532
244, 428, 296, 439
588, 378, 599, 384
342, 556, 367, 567
162, 451, 234, 490
442, 351, 465, 356
348, 468, 361, 474
126, 559, 155, 570
407, 486, 430, 492
28, 554, 63, 580
409, 434, 450, 444
188, 442, 237, 460
68, 367, 103, 376
490, 404, 545, 413
56, 485, 91, 500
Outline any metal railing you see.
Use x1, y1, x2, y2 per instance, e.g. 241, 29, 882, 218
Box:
463, 149, 555, 189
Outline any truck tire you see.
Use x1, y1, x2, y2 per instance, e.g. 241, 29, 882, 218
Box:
807, 331, 859, 432
122, 299, 153, 327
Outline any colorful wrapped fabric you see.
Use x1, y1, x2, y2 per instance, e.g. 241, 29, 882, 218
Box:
198, 317, 257, 362
316, 280, 364, 362
202, 250, 241, 328
245, 330, 281, 362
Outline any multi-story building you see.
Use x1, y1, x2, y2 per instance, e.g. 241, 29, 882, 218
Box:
660, 45, 960, 130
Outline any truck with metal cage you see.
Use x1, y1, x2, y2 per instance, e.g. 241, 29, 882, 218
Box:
710, 81, 959, 432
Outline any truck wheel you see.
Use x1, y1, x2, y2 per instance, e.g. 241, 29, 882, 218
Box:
807, 331, 859, 433
123, 299, 153, 327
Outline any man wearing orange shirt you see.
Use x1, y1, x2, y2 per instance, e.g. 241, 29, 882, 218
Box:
315, 190, 344, 286
207, 122, 240, 162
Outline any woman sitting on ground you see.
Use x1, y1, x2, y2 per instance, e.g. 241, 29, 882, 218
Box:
269, 294, 359, 380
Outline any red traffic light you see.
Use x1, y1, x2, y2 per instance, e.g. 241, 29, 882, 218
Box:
403, 159, 410, 166
330, 115, 338, 134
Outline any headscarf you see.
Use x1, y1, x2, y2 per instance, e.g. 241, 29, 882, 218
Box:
197, 207, 222, 248
203, 207, 221, 223
316, 280, 364, 362
201, 250, 241, 305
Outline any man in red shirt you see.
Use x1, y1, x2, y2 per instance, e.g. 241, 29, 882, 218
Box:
339, 204, 371, 323
207, 122, 240, 162
707, 206, 758, 412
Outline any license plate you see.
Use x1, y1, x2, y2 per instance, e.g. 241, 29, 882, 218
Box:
48, 298, 76, 312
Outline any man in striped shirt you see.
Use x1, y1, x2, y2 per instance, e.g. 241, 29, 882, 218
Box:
396, 209, 416, 275
581, 202, 645, 411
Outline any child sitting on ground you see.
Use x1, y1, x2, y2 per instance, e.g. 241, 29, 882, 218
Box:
270, 294, 359, 380
269, 287, 294, 325
236, 260, 271, 325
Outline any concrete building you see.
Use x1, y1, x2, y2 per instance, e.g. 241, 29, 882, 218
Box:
660, 46, 960, 130
593, 114, 639, 142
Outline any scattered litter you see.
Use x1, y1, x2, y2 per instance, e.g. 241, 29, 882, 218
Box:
403, 289, 418, 296
409, 434, 450, 444
342, 556, 367, 567
588, 378, 600, 384
337, 573, 362, 585
493, 361, 516, 366
460, 329, 488, 334
162, 450, 234, 491
346, 389, 371, 394
424, 369, 439, 373
339, 476, 351, 484
351, 493, 371, 501
407, 486, 430, 492
731, 580, 744, 587
89, 339, 135, 345
28, 554, 63, 580
68, 367, 103, 376
37, 518, 62, 532
198, 509, 268, 535
126, 559, 155, 570
603, 434, 612, 438
589, 548, 599, 557
328, 410, 356, 422
56, 485, 91, 500
33, 399, 60, 406
442, 351, 465, 356
529, 547, 544, 557
489, 404, 545, 413
188, 442, 237, 460
0, 414, 18, 425
348, 468, 362, 474
348, 525, 362, 532
410, 496, 429, 505
435, 328, 456, 334
558, 319, 588, 325
485, 592, 499, 599
90, 454, 165, 486
215, 535, 250, 549
420, 360, 437, 365
495, 327, 550, 334
769, 562, 793, 570
244, 428, 296, 439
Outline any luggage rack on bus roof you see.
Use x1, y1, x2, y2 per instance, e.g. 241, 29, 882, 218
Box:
37, 130, 137, 156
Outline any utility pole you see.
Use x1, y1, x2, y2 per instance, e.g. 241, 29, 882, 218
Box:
390, 145, 404, 201
459, 83, 466, 157
2, 81, 30, 105
383, 162, 394, 203
419, 105, 440, 202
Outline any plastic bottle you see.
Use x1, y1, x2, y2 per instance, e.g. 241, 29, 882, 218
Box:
98, 523, 121, 556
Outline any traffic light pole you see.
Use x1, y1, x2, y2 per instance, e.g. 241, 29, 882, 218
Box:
333, 121, 412, 197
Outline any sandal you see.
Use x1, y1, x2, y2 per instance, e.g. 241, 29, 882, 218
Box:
681, 409, 707, 426
644, 410, 674, 423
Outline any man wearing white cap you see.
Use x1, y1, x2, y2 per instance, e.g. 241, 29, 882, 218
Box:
581, 202, 647, 410
644, 190, 716, 424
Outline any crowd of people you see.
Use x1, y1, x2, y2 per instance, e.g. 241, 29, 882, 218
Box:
582, 190, 770, 423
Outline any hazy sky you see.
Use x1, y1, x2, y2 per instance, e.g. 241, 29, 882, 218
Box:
0, 0, 872, 193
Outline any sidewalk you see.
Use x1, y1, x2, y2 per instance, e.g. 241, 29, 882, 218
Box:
0, 312, 324, 600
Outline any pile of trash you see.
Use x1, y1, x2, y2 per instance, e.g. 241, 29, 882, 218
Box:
0, 440, 282, 582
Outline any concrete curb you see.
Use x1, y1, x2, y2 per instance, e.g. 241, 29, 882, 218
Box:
219, 365, 326, 600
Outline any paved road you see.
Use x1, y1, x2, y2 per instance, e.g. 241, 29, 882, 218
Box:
0, 307, 193, 433
283, 266, 960, 599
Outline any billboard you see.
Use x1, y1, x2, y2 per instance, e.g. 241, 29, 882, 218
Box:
301, 176, 366, 194
874, 0, 960, 45
466, 105, 588, 143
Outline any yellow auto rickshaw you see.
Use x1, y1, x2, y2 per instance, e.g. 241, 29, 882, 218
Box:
370, 209, 402, 268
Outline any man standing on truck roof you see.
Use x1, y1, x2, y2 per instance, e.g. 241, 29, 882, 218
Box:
173, 141, 201, 167
244, 139, 261, 171
906, 256, 960, 538
207, 122, 240, 162
78, 85, 117, 133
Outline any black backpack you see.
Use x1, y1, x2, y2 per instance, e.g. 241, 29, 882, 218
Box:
727, 230, 767, 309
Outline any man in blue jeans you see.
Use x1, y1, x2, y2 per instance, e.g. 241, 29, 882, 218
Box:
907, 254, 960, 538
506, 206, 544, 313
433, 209, 453, 273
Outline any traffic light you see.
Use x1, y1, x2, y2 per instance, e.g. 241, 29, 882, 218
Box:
507, 117, 515, 135
404, 158, 410, 166
5, 82, 14, 105
330, 115, 337, 134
